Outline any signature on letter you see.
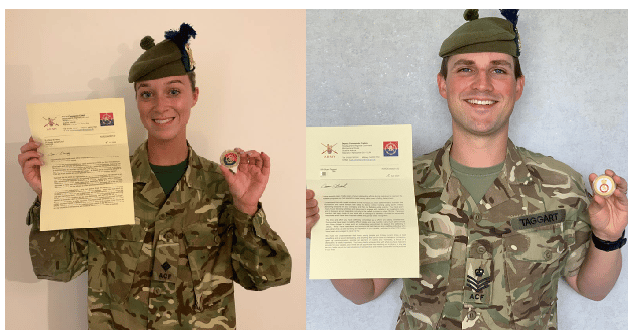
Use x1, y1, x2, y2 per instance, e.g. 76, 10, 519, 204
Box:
321, 183, 348, 189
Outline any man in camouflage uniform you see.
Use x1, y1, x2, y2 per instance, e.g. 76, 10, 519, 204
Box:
19, 23, 291, 329
306, 10, 627, 329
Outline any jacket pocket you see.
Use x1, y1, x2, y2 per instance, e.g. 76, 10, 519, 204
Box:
104, 224, 144, 302
184, 222, 232, 312
503, 221, 570, 328
398, 231, 454, 329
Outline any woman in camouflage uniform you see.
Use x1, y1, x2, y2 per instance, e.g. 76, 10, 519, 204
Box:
18, 23, 291, 330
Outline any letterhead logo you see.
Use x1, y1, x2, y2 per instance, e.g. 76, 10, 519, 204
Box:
43, 117, 59, 130
100, 113, 114, 126
383, 141, 398, 156
321, 143, 338, 158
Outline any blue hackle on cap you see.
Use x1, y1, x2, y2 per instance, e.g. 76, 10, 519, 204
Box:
164, 23, 197, 48
164, 23, 197, 72
500, 9, 519, 27
500, 9, 520, 56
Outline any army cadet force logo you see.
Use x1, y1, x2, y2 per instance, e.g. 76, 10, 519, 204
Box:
100, 112, 114, 126
383, 141, 398, 156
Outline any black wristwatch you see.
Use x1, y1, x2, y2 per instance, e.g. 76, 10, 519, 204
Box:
591, 230, 627, 251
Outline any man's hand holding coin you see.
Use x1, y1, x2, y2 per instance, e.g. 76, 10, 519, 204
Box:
588, 170, 628, 242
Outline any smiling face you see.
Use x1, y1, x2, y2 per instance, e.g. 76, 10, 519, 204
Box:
437, 52, 524, 138
135, 75, 199, 144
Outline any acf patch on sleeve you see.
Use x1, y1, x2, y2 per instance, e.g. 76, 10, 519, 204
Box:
510, 209, 566, 231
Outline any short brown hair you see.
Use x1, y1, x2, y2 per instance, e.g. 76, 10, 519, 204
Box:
439, 56, 522, 79
186, 71, 196, 92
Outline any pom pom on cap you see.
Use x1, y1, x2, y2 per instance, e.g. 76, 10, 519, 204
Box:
464, 9, 479, 21
140, 36, 155, 50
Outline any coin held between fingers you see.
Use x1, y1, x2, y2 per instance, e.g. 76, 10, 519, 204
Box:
220, 149, 240, 169
593, 174, 616, 197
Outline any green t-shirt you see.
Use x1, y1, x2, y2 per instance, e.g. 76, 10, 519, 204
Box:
450, 157, 504, 203
149, 158, 188, 198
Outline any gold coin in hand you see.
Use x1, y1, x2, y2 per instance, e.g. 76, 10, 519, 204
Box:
220, 149, 240, 169
593, 174, 616, 197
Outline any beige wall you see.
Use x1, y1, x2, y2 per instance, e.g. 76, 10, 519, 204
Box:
5, 9, 306, 330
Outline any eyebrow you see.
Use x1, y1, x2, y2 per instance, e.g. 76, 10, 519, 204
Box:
136, 80, 184, 90
490, 60, 512, 68
451, 59, 513, 68
451, 59, 475, 68
167, 80, 185, 85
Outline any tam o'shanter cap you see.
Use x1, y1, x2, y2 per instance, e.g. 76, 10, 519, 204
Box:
439, 9, 521, 58
128, 23, 197, 83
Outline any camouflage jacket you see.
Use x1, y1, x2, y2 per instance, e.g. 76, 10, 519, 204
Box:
27, 141, 292, 329
396, 138, 591, 330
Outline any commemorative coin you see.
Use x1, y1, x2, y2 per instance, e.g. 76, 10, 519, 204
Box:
593, 174, 616, 197
220, 149, 240, 169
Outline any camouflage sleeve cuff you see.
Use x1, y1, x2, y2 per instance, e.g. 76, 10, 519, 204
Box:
229, 203, 274, 239
228, 202, 292, 290
26, 197, 41, 229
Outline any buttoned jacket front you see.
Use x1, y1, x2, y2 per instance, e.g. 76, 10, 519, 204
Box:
396, 138, 591, 330
27, 141, 292, 329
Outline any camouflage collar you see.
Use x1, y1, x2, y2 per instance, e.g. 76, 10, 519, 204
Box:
503, 139, 533, 186
438, 137, 533, 211
130, 141, 205, 206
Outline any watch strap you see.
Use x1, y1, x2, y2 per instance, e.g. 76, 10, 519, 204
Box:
591, 230, 627, 251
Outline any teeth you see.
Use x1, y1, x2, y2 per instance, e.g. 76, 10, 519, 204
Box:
467, 99, 495, 105
154, 118, 174, 124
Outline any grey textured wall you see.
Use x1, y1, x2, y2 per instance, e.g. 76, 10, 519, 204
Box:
306, 9, 627, 330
